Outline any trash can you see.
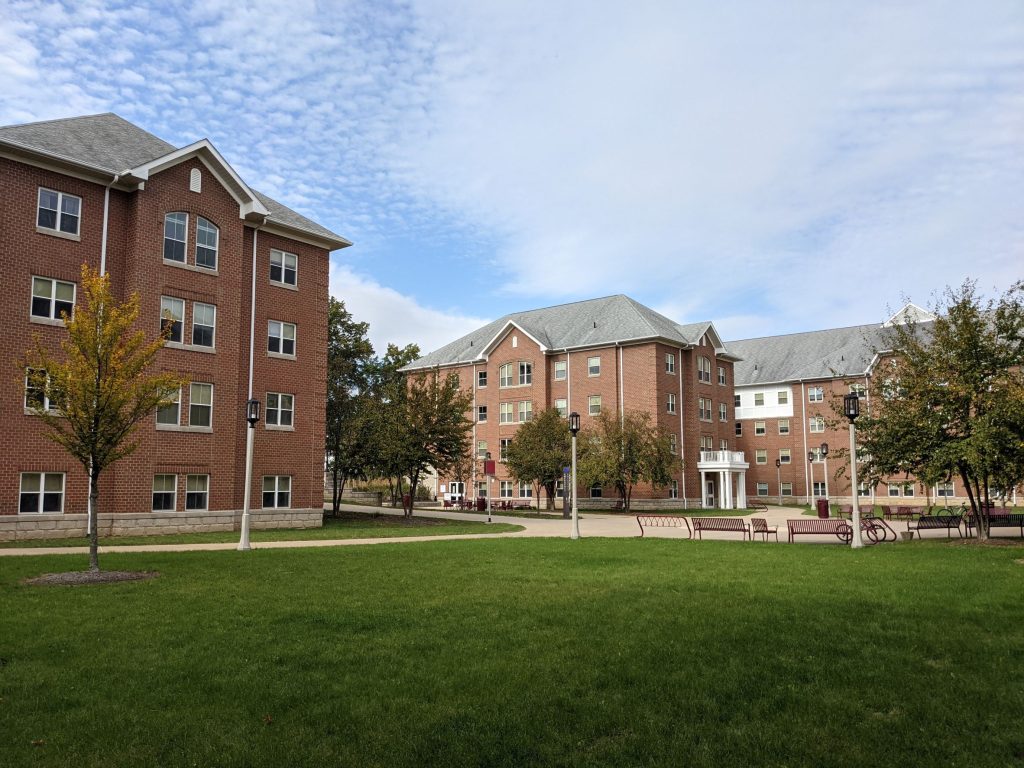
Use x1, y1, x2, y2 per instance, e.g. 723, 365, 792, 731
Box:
402, 494, 411, 510
816, 498, 830, 518
476, 497, 486, 512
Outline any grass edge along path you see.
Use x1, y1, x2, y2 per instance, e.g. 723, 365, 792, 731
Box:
0, 512, 522, 549
1, 538, 1022, 767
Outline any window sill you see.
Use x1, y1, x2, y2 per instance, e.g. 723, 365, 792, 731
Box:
24, 408, 62, 417
155, 424, 213, 433
267, 351, 296, 361
270, 280, 299, 292
29, 315, 67, 327
265, 424, 295, 432
36, 226, 80, 242
163, 259, 218, 276
164, 342, 216, 355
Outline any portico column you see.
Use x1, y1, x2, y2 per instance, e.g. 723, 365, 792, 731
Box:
699, 470, 706, 508
737, 472, 747, 508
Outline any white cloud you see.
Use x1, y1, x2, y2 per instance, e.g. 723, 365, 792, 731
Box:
329, 260, 486, 356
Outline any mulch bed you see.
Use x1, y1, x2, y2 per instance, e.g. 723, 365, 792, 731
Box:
22, 570, 160, 586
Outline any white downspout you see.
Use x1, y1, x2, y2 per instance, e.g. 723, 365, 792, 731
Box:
678, 346, 686, 508
800, 381, 809, 502
618, 345, 625, 426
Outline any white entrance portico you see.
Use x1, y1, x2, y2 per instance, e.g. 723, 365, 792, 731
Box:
697, 451, 750, 509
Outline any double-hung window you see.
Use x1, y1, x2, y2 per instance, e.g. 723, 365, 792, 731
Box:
500, 480, 513, 498
152, 475, 177, 511
499, 438, 512, 461
665, 353, 675, 374
189, 383, 213, 428
719, 403, 727, 421
718, 366, 726, 385
809, 386, 824, 402
779, 449, 791, 464
809, 415, 825, 433
778, 419, 790, 435
669, 433, 677, 455
499, 363, 513, 387
499, 403, 514, 424
163, 213, 187, 262
191, 302, 216, 347
588, 357, 601, 376
554, 398, 567, 417
518, 400, 533, 422
156, 388, 181, 426
270, 249, 298, 286
477, 440, 488, 459
24, 369, 59, 412
754, 421, 766, 436
31, 277, 75, 321
477, 405, 487, 423
19, 472, 65, 514
554, 361, 567, 381
160, 296, 184, 343
268, 321, 296, 356
588, 395, 601, 415
778, 390, 789, 405
266, 393, 294, 427
186, 475, 209, 510
667, 393, 676, 414
754, 392, 765, 406
477, 371, 487, 388
698, 356, 711, 383
263, 476, 291, 508
195, 217, 218, 269
37, 188, 80, 236
519, 362, 532, 385
755, 449, 767, 464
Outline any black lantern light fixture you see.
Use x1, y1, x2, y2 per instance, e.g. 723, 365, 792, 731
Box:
569, 411, 581, 436
246, 398, 261, 427
843, 392, 860, 423
820, 442, 829, 457
808, 451, 815, 463
775, 458, 781, 468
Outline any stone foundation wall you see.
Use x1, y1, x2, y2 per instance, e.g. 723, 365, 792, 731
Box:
0, 508, 323, 542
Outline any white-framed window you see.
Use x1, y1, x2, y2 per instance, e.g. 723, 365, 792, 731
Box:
477, 440, 488, 459
754, 421, 766, 436
519, 361, 532, 385
163, 212, 187, 262
667, 393, 676, 414
888, 482, 915, 497
189, 383, 213, 428
936, 482, 955, 497
191, 302, 216, 348
263, 475, 291, 508
850, 383, 867, 398
37, 188, 81, 236
160, 296, 184, 343
756, 449, 767, 464
813, 481, 826, 497
781, 482, 793, 497
698, 397, 712, 422
554, 398, 567, 417
588, 395, 601, 415
719, 403, 727, 422
735, 422, 742, 436
500, 438, 512, 461
477, 481, 487, 498
734, 394, 741, 408
669, 433, 677, 455
477, 370, 487, 388
195, 217, 218, 269
500, 480, 514, 498
698, 356, 711, 383
518, 400, 533, 422
499, 363, 514, 387
554, 360, 567, 381
588, 356, 601, 376
754, 392, 765, 406
266, 392, 294, 427
665, 353, 675, 374
156, 387, 181, 426
670, 480, 678, 499
519, 481, 532, 498
700, 435, 714, 451
778, 419, 790, 435
186, 475, 209, 510
270, 249, 297, 286
19, 472, 64, 514
500, 403, 514, 423
477, 405, 487, 423
31, 276, 76, 322
756, 482, 769, 497
152, 474, 177, 511
718, 366, 726, 385
857, 482, 870, 497
810, 447, 825, 462
590, 484, 603, 498
779, 449, 791, 464
809, 415, 825, 433
809, 386, 824, 402
268, 320, 296, 356
777, 390, 789, 405
24, 369, 59, 412
720, 439, 728, 451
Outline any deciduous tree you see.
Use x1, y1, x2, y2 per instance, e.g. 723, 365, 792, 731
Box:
505, 408, 571, 510
22, 265, 185, 571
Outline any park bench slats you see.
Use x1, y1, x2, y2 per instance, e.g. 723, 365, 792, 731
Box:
787, 519, 853, 543
691, 517, 750, 540
906, 514, 963, 539
751, 517, 778, 542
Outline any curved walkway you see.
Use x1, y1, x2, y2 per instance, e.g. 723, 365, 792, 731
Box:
0, 503, 848, 556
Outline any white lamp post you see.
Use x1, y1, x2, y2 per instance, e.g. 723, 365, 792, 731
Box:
775, 458, 782, 506
844, 393, 864, 548
569, 412, 581, 540
238, 398, 261, 551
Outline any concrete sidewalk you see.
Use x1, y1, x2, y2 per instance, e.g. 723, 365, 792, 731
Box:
0, 503, 883, 556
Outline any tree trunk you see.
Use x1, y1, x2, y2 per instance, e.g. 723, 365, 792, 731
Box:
330, 461, 342, 517
406, 470, 419, 516
88, 469, 100, 573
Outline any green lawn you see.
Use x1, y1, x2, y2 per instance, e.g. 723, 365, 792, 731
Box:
0, 513, 522, 548
1, 539, 1022, 767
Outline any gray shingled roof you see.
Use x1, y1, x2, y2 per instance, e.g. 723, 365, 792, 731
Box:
0, 113, 348, 247
727, 323, 900, 385
405, 295, 731, 370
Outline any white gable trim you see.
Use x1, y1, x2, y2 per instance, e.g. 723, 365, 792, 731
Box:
121, 140, 270, 219
479, 320, 548, 358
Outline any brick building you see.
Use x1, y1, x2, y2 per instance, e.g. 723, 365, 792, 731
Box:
0, 113, 350, 540
409, 296, 1014, 508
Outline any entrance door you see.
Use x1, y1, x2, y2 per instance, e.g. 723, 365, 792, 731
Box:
705, 479, 716, 508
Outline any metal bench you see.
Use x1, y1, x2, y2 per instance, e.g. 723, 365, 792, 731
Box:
751, 517, 778, 542
907, 514, 963, 539
964, 512, 1024, 537
636, 514, 692, 538
747, 501, 768, 514
786, 518, 853, 543
691, 517, 750, 540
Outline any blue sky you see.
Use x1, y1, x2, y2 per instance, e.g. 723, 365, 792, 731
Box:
2, 0, 1022, 354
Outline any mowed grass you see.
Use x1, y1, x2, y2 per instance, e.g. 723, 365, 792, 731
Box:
1, 540, 1023, 767
0, 512, 523, 548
